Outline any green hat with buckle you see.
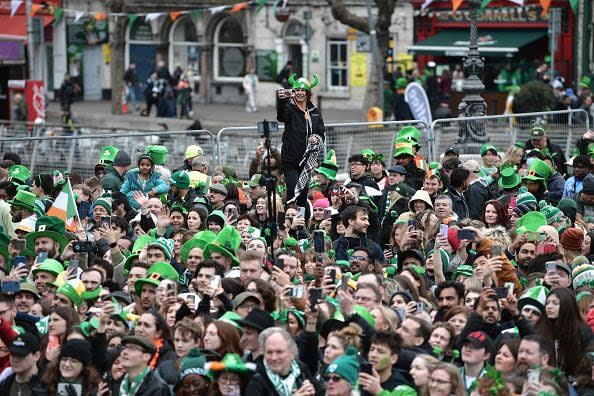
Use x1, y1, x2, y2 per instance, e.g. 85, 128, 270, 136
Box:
8, 165, 31, 185
398, 126, 421, 145
25, 216, 70, 253
97, 146, 119, 165
8, 190, 36, 213
481, 143, 497, 156
314, 149, 338, 181
288, 73, 319, 90
180, 230, 216, 264
134, 261, 180, 296
522, 159, 552, 183
393, 139, 415, 158
170, 171, 191, 190
204, 225, 242, 266
498, 167, 521, 190
146, 145, 169, 165
31, 258, 64, 278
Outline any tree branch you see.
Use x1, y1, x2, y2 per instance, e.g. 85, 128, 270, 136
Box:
327, 0, 370, 33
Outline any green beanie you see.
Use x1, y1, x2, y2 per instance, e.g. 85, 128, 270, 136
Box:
170, 171, 191, 190
179, 348, 208, 380
558, 198, 577, 210
326, 347, 360, 386
94, 197, 112, 215
516, 187, 536, 207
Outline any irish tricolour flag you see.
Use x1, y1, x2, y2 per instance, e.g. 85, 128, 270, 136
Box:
47, 180, 79, 232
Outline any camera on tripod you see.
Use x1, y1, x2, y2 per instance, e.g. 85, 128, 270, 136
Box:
257, 120, 279, 137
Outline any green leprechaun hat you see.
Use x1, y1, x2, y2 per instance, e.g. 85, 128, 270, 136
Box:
580, 76, 591, 89
123, 235, 155, 276
522, 159, 552, 183
518, 285, 549, 315
206, 353, 256, 379
8, 165, 31, 185
480, 143, 497, 156
146, 145, 169, 165
8, 190, 36, 213
97, 146, 119, 165
314, 149, 338, 181
397, 126, 421, 146
25, 216, 70, 254
393, 138, 415, 158
287, 73, 319, 90
180, 230, 217, 264
498, 166, 521, 190
204, 225, 242, 266
516, 211, 547, 234
134, 261, 179, 296
31, 258, 64, 278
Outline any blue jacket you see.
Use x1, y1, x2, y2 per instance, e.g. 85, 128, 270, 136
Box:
120, 168, 169, 209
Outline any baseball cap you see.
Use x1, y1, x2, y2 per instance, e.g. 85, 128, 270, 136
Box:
232, 292, 262, 309
10, 333, 41, 356
248, 174, 265, 188
463, 159, 480, 174
444, 147, 459, 156
462, 331, 493, 353
387, 165, 407, 175
531, 126, 547, 137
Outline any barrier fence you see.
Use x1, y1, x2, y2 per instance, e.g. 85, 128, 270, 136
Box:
0, 128, 215, 176
431, 109, 590, 161
215, 120, 432, 178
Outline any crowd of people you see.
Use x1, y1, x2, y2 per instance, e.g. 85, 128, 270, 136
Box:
0, 72, 593, 396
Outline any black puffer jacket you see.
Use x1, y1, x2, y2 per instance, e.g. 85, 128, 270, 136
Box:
277, 97, 325, 168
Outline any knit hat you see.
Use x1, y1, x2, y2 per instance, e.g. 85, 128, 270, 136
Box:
147, 238, 174, 260
540, 202, 563, 225
94, 196, 112, 215
170, 171, 191, 190
518, 285, 549, 315
326, 347, 360, 386
583, 174, 594, 195
113, 150, 132, 167
498, 167, 521, 190
313, 198, 330, 209
560, 228, 584, 251
572, 264, 594, 289
60, 339, 92, 364
207, 210, 226, 228
452, 264, 474, 279
481, 143, 497, 156
531, 125, 547, 137
179, 348, 209, 380
516, 187, 537, 208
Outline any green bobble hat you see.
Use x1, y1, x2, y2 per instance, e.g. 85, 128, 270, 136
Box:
314, 149, 339, 181
204, 226, 242, 266
134, 261, 180, 296
31, 258, 64, 278
25, 216, 70, 254
572, 263, 594, 289
8, 190, 37, 213
523, 158, 553, 182
395, 77, 408, 90
180, 231, 216, 264
147, 238, 174, 260
94, 196, 112, 215
481, 143, 498, 156
179, 348, 209, 380
146, 145, 169, 165
498, 167, 521, 190
170, 171, 191, 190
206, 353, 256, 379
540, 203, 563, 225
516, 187, 537, 207
398, 126, 421, 145
8, 165, 31, 185
326, 347, 360, 386
516, 211, 547, 234
518, 285, 549, 315
98, 146, 119, 165
287, 73, 319, 90
558, 198, 577, 210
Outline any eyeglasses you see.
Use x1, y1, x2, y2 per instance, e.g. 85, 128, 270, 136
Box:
349, 255, 367, 262
218, 376, 240, 385
324, 375, 343, 383
430, 377, 452, 386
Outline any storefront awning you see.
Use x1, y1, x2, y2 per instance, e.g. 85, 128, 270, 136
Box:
0, 15, 53, 41
408, 29, 547, 57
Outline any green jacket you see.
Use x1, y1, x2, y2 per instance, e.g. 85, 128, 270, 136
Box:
101, 165, 125, 193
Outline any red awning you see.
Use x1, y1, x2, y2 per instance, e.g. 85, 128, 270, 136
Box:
0, 15, 53, 41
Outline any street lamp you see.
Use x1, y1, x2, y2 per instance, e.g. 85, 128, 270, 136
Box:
457, 0, 489, 150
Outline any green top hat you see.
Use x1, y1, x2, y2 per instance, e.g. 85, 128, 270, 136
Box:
314, 149, 338, 181
8, 190, 36, 213
146, 145, 169, 165
206, 353, 256, 379
25, 216, 70, 253
8, 165, 31, 185
288, 73, 319, 90
180, 230, 216, 264
204, 225, 242, 266
393, 139, 415, 158
171, 171, 191, 190
98, 146, 119, 165
131, 235, 156, 254
522, 159, 552, 183
0, 232, 11, 265
516, 211, 547, 234
498, 167, 521, 190
31, 258, 64, 278
581, 76, 591, 89
134, 261, 180, 296
397, 126, 421, 145
122, 253, 139, 277
481, 143, 497, 156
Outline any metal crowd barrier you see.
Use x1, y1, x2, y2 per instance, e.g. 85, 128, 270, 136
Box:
0, 129, 215, 176
215, 120, 432, 178
431, 109, 590, 161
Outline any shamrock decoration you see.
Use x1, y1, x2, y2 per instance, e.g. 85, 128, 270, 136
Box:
264, 228, 271, 237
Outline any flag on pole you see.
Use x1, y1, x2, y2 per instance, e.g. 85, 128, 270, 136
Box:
47, 180, 79, 232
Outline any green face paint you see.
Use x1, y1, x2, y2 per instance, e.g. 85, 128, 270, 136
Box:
377, 356, 391, 370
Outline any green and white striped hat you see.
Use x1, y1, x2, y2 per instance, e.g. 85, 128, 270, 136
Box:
572, 263, 594, 290
518, 285, 549, 315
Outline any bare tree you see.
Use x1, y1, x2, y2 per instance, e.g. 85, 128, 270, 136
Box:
106, 0, 127, 115
328, 0, 397, 110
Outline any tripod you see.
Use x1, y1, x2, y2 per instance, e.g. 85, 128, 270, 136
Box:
258, 120, 279, 247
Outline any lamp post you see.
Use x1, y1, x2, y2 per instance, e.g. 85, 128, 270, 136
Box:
457, 0, 489, 149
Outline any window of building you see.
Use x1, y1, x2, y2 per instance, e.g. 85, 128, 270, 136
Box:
327, 40, 348, 89
214, 17, 245, 80
170, 17, 200, 78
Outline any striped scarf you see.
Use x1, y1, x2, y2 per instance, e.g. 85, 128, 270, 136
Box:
287, 139, 322, 204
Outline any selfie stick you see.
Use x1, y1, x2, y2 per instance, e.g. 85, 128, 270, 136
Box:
260, 119, 278, 247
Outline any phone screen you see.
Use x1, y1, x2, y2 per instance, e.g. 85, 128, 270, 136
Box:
439, 224, 448, 237
309, 288, 322, 308
326, 268, 337, 283
360, 362, 373, 375
67, 260, 79, 280
313, 230, 325, 253
100, 216, 111, 228
209, 275, 221, 295
36, 252, 48, 264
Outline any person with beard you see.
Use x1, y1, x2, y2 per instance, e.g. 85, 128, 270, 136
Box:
348, 247, 377, 275
515, 334, 550, 376
8, 190, 36, 229
25, 215, 70, 260
508, 236, 536, 284
433, 281, 465, 322
332, 206, 384, 263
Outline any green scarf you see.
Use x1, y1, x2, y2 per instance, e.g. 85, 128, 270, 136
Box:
264, 360, 301, 396
119, 366, 150, 396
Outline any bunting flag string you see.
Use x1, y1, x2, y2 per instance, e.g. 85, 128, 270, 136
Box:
539, 0, 551, 15
229, 2, 248, 13
74, 10, 86, 22
451, 0, 464, 12
10, 0, 23, 16
169, 11, 183, 21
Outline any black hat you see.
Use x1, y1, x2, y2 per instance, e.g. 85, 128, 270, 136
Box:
105, 290, 132, 305
320, 319, 348, 340
348, 154, 370, 165
10, 333, 41, 356
122, 335, 156, 354
60, 339, 92, 364
444, 147, 459, 156
113, 150, 132, 167
236, 308, 275, 332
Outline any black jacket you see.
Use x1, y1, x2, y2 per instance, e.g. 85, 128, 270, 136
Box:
403, 162, 426, 191
332, 235, 385, 263
465, 180, 492, 220
245, 360, 321, 396
524, 138, 568, 176
277, 97, 325, 168
112, 370, 171, 396
0, 372, 47, 395
360, 369, 414, 396
448, 188, 469, 220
